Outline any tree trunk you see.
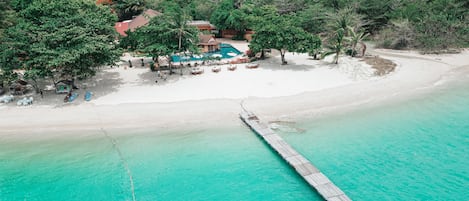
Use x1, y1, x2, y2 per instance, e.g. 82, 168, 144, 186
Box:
335, 50, 340, 64
360, 42, 367, 57
31, 78, 40, 93
178, 30, 182, 51
168, 55, 173, 75
280, 49, 287, 65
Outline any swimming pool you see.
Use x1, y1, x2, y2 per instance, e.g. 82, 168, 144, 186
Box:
171, 43, 242, 63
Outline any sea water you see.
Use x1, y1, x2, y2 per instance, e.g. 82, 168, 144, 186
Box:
281, 76, 469, 200
1, 73, 468, 201
0, 127, 321, 201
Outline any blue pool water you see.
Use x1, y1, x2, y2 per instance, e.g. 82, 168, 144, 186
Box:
171, 43, 242, 63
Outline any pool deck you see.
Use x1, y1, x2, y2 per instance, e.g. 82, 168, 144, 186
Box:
171, 43, 242, 63
240, 111, 351, 201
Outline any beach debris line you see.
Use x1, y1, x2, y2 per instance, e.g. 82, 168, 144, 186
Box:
100, 128, 137, 201
240, 111, 351, 201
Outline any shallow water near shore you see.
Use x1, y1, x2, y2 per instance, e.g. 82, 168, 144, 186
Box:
0, 127, 322, 200
281, 75, 469, 200
1, 71, 468, 200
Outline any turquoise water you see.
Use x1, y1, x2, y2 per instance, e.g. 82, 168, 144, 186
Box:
171, 43, 242, 62
281, 79, 469, 200
0, 128, 321, 201
1, 73, 468, 200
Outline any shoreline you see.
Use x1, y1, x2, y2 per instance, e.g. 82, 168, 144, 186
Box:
1, 48, 468, 136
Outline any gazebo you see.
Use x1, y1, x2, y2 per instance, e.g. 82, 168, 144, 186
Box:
55, 80, 73, 94
198, 34, 220, 53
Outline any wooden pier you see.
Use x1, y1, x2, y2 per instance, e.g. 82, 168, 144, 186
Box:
240, 111, 351, 201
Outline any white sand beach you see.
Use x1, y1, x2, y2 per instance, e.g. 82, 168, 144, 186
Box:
1, 41, 468, 135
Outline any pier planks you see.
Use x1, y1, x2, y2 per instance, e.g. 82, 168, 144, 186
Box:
240, 111, 351, 201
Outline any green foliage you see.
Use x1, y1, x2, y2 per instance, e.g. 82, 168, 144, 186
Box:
381, 0, 468, 51
0, 0, 121, 85
210, 0, 247, 31
357, 0, 394, 34
322, 28, 345, 64
9, 0, 33, 11
249, 8, 321, 65
274, 0, 307, 14
376, 19, 414, 49
348, 27, 369, 57
113, 0, 146, 22
320, 0, 348, 10
186, 0, 220, 20
322, 8, 364, 63
125, 7, 200, 67
293, 4, 331, 35
0, 0, 16, 38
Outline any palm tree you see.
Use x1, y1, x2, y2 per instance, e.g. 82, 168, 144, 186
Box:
165, 11, 199, 74
322, 28, 345, 64
323, 7, 367, 63
348, 28, 369, 57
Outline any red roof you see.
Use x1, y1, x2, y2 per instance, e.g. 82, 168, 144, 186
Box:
115, 21, 130, 36
114, 9, 161, 37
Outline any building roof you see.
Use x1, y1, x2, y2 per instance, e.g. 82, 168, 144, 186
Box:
114, 9, 161, 36
128, 9, 161, 31
199, 34, 220, 46
188, 20, 216, 30
115, 20, 131, 36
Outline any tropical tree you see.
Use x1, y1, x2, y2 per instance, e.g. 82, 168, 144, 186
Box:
112, 0, 146, 21
376, 19, 414, 49
273, 0, 308, 14
211, 0, 248, 38
348, 27, 369, 57
322, 28, 345, 64
293, 4, 331, 35
249, 9, 321, 64
126, 6, 200, 74
9, 0, 33, 11
0, 0, 16, 39
322, 7, 364, 63
0, 0, 121, 91
357, 0, 395, 34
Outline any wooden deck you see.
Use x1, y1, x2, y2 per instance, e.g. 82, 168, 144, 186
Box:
240, 111, 351, 201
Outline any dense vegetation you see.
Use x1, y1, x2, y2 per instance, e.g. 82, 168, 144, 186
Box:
129, 0, 468, 58
0, 0, 467, 90
0, 0, 120, 91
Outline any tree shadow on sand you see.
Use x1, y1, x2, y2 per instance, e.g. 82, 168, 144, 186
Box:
255, 56, 324, 72
138, 67, 204, 86
30, 69, 124, 107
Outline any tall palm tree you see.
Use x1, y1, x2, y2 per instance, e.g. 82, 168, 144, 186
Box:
322, 28, 345, 64
323, 7, 366, 63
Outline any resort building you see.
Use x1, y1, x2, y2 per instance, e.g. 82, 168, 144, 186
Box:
198, 34, 220, 53
114, 9, 161, 36
187, 20, 217, 34
220, 29, 255, 41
